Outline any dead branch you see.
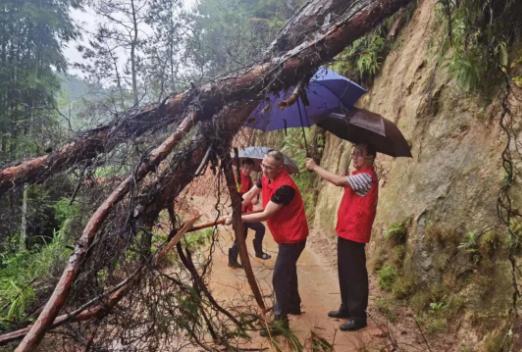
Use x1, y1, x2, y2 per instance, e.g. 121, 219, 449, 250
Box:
14, 112, 198, 351
220, 151, 267, 312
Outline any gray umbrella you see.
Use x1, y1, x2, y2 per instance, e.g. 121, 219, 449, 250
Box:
235, 146, 299, 174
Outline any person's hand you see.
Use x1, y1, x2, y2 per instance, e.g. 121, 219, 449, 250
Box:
305, 158, 317, 171
224, 215, 232, 225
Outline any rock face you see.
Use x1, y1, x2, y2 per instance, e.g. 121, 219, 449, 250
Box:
313, 0, 521, 347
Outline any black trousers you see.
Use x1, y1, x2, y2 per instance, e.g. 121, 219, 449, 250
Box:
229, 222, 266, 260
273, 241, 306, 318
337, 237, 368, 321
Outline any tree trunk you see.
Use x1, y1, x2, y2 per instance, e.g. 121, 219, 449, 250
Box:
0, 0, 411, 199
130, 0, 139, 106
267, 0, 358, 56
19, 182, 27, 250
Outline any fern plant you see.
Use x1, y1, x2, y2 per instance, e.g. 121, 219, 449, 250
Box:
438, 0, 522, 93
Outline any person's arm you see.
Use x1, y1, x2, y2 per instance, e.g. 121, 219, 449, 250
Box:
242, 201, 283, 223
305, 158, 348, 187
241, 184, 260, 205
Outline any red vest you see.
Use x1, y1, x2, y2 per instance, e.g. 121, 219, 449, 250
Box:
238, 173, 253, 213
336, 167, 378, 243
261, 170, 308, 244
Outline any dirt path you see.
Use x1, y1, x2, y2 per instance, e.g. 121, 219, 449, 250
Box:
203, 222, 390, 351
178, 193, 439, 351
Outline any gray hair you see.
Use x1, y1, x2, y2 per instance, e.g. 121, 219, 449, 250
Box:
266, 149, 284, 167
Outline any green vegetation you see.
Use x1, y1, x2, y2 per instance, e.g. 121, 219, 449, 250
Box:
332, 27, 389, 85
182, 228, 214, 251
377, 264, 398, 292
437, 0, 522, 93
0, 230, 72, 330
372, 218, 513, 339
384, 220, 408, 245
308, 331, 333, 352
279, 127, 324, 221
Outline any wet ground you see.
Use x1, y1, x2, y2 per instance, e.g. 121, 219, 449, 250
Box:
206, 229, 390, 351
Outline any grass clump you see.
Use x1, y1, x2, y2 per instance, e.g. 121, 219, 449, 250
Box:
384, 221, 408, 246
377, 264, 397, 292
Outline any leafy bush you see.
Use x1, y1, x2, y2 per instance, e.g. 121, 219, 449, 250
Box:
0, 230, 71, 329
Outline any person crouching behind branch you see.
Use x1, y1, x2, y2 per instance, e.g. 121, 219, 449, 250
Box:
305, 143, 378, 331
228, 158, 271, 268
228, 149, 308, 336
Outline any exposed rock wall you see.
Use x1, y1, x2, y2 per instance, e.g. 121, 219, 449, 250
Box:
313, 0, 521, 348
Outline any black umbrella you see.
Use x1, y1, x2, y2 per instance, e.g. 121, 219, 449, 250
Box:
317, 108, 412, 157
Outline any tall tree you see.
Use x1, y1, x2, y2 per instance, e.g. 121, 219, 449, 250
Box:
0, 0, 80, 244
185, 0, 306, 79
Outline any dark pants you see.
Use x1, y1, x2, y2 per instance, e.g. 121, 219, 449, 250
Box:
229, 222, 266, 261
337, 237, 368, 321
273, 241, 306, 318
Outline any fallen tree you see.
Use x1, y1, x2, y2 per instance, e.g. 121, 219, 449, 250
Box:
0, 0, 410, 199
7, 0, 413, 350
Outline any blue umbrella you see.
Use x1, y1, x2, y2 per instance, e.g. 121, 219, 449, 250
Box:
244, 67, 367, 131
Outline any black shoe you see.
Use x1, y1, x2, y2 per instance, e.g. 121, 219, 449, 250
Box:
255, 252, 271, 260
328, 309, 350, 319
288, 308, 302, 315
228, 248, 241, 268
260, 318, 289, 337
339, 318, 367, 331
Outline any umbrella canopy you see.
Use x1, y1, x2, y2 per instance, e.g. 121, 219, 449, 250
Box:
318, 109, 412, 157
244, 67, 367, 131
235, 146, 299, 174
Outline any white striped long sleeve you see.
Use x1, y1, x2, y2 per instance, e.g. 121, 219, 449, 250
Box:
346, 173, 373, 196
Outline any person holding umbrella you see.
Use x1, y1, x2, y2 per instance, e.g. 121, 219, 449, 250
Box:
228, 149, 308, 336
305, 143, 378, 331
228, 158, 271, 268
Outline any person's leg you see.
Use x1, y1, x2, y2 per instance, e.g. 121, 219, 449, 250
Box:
272, 243, 295, 319
249, 222, 271, 259
288, 241, 305, 314
345, 240, 368, 319
329, 237, 351, 318
228, 227, 248, 268
262, 242, 305, 337
339, 239, 368, 331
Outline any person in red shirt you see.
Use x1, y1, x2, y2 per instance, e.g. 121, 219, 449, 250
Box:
228, 158, 271, 268
237, 149, 309, 336
305, 143, 378, 331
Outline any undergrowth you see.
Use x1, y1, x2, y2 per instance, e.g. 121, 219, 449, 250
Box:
0, 229, 72, 330
437, 0, 522, 94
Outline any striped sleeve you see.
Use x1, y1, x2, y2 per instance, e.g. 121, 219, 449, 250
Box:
346, 173, 373, 196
